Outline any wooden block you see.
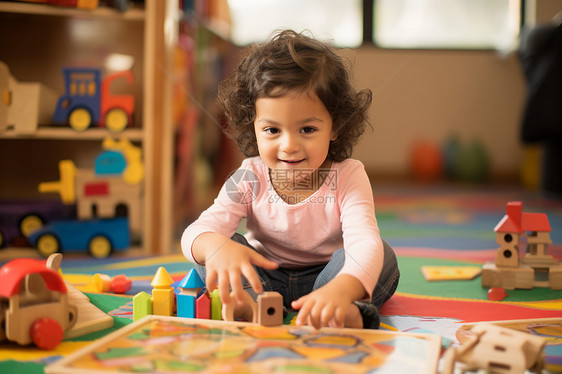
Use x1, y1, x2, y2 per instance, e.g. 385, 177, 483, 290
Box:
257, 291, 283, 326
523, 254, 557, 267
421, 266, 482, 281
494, 246, 520, 267
7, 78, 57, 134
176, 294, 196, 318
481, 263, 534, 290
133, 291, 152, 321
64, 279, 113, 338
549, 266, 562, 290
152, 288, 174, 316
92, 273, 112, 292
210, 289, 222, 320
196, 291, 211, 319
222, 290, 257, 323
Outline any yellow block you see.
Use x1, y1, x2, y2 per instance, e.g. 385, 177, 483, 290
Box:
152, 288, 174, 316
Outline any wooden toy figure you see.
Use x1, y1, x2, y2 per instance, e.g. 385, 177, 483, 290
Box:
151, 267, 174, 316
441, 324, 546, 374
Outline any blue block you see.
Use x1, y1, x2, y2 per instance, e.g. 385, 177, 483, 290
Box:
176, 293, 196, 318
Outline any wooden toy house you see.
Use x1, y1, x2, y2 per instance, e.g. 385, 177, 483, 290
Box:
482, 201, 562, 290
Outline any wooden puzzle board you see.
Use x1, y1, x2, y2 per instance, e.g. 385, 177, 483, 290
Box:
46, 315, 441, 374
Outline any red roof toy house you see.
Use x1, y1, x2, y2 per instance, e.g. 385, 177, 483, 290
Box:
482, 201, 561, 290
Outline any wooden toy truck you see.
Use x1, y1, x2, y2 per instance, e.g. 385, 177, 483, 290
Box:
0, 255, 78, 350
52, 67, 134, 132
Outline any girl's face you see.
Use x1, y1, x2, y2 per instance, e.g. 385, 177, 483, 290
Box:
254, 90, 336, 184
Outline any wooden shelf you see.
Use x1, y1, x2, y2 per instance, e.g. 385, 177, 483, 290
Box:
0, 0, 180, 254
0, 246, 145, 261
0, 127, 144, 141
0, 2, 144, 21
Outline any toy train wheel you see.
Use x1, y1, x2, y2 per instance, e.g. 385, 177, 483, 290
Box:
36, 233, 60, 257
69, 108, 92, 131
89, 235, 112, 258
30, 318, 63, 350
105, 108, 128, 132
19, 214, 44, 238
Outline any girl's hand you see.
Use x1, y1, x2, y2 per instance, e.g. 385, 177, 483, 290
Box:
201, 235, 278, 305
291, 274, 365, 329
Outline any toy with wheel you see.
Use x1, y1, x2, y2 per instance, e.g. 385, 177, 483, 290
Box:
0, 255, 78, 349
29, 217, 130, 259
52, 67, 134, 132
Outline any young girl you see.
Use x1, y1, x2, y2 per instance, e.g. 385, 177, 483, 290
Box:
181, 30, 399, 329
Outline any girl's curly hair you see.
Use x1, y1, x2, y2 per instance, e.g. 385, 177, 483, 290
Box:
217, 30, 372, 162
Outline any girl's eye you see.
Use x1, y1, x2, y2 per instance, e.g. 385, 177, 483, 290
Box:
301, 127, 316, 134
264, 127, 280, 135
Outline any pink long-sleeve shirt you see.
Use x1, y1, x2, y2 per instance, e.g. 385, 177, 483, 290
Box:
181, 156, 384, 298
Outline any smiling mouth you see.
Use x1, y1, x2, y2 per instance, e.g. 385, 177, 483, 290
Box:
281, 159, 305, 164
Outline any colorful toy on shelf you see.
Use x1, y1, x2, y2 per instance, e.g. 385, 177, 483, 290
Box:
15, 1, 99, 9
0, 61, 57, 134
52, 67, 134, 132
34, 137, 143, 257
482, 201, 562, 290
0, 199, 75, 248
28, 217, 130, 258
441, 323, 546, 374
0, 254, 78, 350
100, 137, 144, 185
39, 139, 143, 234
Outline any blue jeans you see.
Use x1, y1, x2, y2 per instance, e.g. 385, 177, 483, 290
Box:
194, 233, 400, 329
